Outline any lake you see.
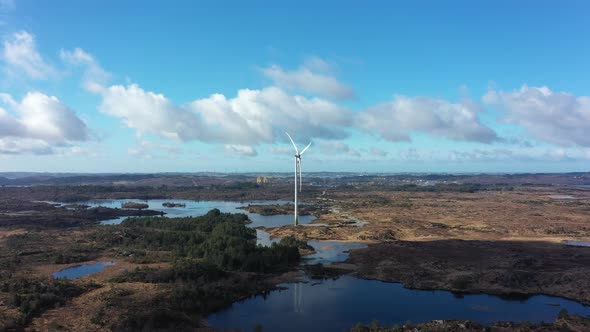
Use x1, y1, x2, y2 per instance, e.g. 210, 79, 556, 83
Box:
208, 275, 590, 331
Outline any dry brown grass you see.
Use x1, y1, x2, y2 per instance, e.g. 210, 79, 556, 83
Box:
271, 186, 590, 244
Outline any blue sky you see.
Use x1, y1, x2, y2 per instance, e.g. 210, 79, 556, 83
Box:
0, 0, 589, 173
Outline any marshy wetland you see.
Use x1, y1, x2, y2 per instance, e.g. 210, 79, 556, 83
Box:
2, 173, 590, 331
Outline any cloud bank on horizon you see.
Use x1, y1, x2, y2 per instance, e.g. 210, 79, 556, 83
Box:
0, 1, 589, 172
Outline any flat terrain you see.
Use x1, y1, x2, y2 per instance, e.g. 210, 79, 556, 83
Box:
271, 186, 590, 243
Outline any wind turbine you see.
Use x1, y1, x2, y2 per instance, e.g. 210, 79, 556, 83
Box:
286, 132, 311, 226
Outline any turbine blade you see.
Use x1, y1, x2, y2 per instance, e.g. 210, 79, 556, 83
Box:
299, 142, 312, 155
285, 132, 299, 154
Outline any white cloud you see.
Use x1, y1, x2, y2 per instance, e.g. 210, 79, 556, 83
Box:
483, 85, 590, 147
98, 84, 202, 141
357, 95, 497, 143
262, 56, 354, 100
60, 48, 110, 93
0, 91, 89, 154
2, 31, 56, 79
0, 138, 53, 155
190, 86, 353, 143
97, 83, 353, 145
224, 144, 257, 157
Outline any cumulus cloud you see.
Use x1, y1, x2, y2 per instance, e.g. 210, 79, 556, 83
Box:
483, 85, 590, 147
60, 48, 110, 92
97, 83, 353, 145
262, 56, 354, 100
2, 31, 56, 79
224, 144, 257, 157
98, 84, 202, 141
0, 91, 89, 154
191, 86, 353, 143
357, 95, 498, 143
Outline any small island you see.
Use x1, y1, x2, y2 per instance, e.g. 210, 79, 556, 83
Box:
121, 202, 149, 210
238, 203, 327, 217
162, 202, 186, 208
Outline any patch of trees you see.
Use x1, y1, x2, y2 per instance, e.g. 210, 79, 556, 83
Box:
93, 209, 303, 272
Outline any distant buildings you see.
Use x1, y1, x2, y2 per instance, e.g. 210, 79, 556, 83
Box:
256, 176, 270, 186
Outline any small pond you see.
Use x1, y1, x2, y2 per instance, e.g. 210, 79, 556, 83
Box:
53, 261, 116, 279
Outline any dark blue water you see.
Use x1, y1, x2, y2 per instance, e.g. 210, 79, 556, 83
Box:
71, 199, 315, 227
208, 276, 590, 331
53, 261, 116, 279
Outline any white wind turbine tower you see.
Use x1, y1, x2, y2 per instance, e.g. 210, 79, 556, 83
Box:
286, 132, 312, 226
